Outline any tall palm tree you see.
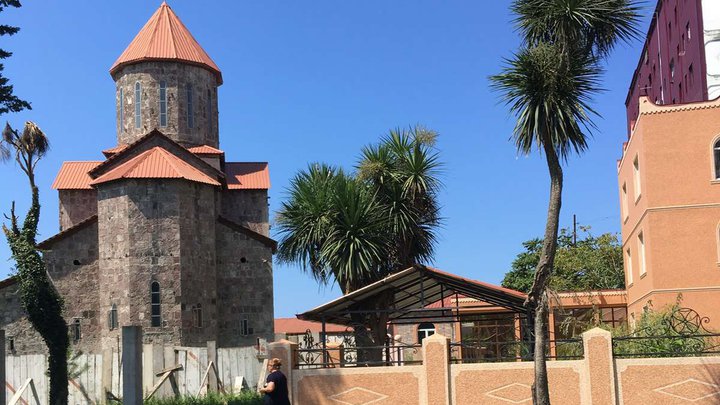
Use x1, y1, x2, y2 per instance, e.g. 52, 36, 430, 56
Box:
277, 127, 442, 362
2, 122, 70, 405
491, 1, 640, 403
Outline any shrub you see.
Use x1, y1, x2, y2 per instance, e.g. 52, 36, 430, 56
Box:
143, 391, 263, 405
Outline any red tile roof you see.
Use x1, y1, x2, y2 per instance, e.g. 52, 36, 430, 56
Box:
52, 161, 103, 190
110, 2, 222, 84
90, 146, 221, 186
0, 276, 18, 291
188, 145, 224, 155
102, 145, 127, 158
225, 162, 270, 190
274, 318, 351, 334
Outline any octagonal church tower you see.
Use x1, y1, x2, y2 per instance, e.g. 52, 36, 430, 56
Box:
0, 2, 275, 355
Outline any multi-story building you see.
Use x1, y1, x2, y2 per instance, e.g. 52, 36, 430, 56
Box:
625, 0, 720, 134
1, 3, 276, 355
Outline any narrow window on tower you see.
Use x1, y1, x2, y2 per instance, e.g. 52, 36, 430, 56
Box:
151, 281, 161, 327
159, 81, 167, 127
626, 248, 633, 286
207, 89, 212, 132
632, 156, 641, 201
714, 139, 720, 179
186, 83, 194, 129
134, 82, 142, 129
687, 22, 691, 40
638, 232, 647, 276
119, 88, 124, 132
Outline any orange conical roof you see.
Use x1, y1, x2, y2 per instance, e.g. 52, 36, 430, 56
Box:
110, 2, 222, 84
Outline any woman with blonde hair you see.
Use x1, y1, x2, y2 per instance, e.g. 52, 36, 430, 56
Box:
259, 358, 291, 405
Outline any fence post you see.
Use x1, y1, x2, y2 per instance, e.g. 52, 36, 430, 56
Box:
122, 326, 143, 405
422, 333, 451, 405
207, 340, 217, 393
267, 340, 297, 403
1, 330, 5, 405
581, 328, 617, 405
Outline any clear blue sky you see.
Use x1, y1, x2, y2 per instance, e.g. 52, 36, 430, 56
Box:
0, 1, 651, 317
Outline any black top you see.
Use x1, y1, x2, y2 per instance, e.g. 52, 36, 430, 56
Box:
264, 370, 291, 405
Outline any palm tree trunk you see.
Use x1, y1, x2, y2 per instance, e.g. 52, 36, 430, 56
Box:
528, 140, 563, 405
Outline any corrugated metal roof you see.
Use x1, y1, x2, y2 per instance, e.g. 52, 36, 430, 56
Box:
90, 146, 220, 186
102, 145, 127, 158
187, 145, 224, 155
225, 162, 270, 190
274, 318, 351, 334
110, 2, 222, 84
52, 161, 103, 190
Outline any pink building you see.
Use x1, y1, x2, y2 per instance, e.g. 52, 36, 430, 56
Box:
625, 0, 720, 134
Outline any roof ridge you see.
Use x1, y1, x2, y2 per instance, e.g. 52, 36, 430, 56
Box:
155, 147, 189, 179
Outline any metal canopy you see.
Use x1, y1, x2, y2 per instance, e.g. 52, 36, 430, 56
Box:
296, 265, 527, 326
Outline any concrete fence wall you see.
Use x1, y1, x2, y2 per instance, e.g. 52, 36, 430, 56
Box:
272, 328, 720, 405
3, 344, 262, 404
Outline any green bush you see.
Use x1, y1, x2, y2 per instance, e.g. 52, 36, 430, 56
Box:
143, 391, 263, 405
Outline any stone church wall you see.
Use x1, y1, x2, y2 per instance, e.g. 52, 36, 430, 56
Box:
44, 221, 101, 353
215, 221, 274, 347
59, 189, 98, 231
114, 62, 219, 148
0, 281, 45, 355
221, 190, 269, 236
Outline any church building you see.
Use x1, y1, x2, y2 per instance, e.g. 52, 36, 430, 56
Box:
1, 2, 275, 354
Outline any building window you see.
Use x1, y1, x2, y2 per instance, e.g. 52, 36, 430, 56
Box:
108, 304, 118, 330
460, 314, 517, 360
644, 49, 649, 65
417, 322, 435, 342
670, 58, 675, 80
633, 155, 641, 201
186, 83, 194, 129
119, 88, 124, 131
193, 304, 203, 328
72, 318, 81, 343
626, 248, 633, 285
621, 183, 629, 222
159, 81, 167, 127
600, 307, 628, 329
207, 89, 212, 132
553, 308, 595, 340
151, 281, 161, 327
714, 139, 720, 179
687, 22, 691, 40
638, 232, 647, 276
8, 336, 15, 354
134, 82, 142, 129
241, 319, 250, 336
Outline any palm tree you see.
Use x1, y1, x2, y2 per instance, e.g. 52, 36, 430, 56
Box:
277, 127, 442, 363
2, 122, 70, 405
491, 1, 640, 403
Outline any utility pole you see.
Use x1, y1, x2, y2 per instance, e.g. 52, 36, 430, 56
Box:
573, 214, 577, 246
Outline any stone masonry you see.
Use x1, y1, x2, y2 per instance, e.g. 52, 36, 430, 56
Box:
0, 3, 274, 355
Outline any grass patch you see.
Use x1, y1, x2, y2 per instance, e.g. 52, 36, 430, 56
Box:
142, 391, 263, 405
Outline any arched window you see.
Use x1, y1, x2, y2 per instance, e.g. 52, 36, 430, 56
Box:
206, 89, 212, 131
119, 88, 124, 131
134, 82, 142, 129
193, 303, 203, 328
417, 322, 435, 342
72, 318, 81, 343
159, 81, 167, 127
186, 83, 194, 129
151, 281, 161, 327
108, 304, 118, 330
714, 139, 720, 179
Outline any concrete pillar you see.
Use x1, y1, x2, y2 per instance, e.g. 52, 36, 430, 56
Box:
422, 333, 451, 405
1, 330, 5, 405
268, 339, 298, 404
582, 328, 617, 405
122, 326, 143, 405
207, 341, 217, 393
